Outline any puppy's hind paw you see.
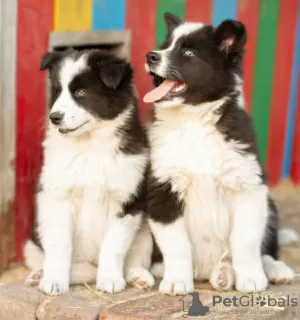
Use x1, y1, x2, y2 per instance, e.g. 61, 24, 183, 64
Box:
126, 267, 155, 290
25, 269, 43, 287
210, 261, 235, 291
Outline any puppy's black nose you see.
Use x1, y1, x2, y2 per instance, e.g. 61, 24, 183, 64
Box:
49, 111, 64, 125
146, 51, 161, 64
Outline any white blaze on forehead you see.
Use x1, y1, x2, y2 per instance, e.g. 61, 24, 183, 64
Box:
51, 53, 92, 132
150, 22, 204, 78
169, 22, 204, 51
154, 22, 204, 55
59, 54, 89, 88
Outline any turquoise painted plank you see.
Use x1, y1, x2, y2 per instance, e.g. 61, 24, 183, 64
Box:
282, 1, 300, 177
92, 0, 126, 30
212, 0, 237, 26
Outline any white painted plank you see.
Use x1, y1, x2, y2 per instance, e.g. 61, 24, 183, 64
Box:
0, 0, 17, 213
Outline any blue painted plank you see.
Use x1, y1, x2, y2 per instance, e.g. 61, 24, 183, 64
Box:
212, 0, 237, 26
92, 0, 126, 31
282, 2, 300, 177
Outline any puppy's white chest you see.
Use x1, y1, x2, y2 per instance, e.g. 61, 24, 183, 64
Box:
151, 121, 224, 183
44, 142, 143, 201
45, 150, 110, 188
151, 119, 261, 193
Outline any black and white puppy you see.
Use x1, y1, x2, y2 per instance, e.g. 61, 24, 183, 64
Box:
144, 13, 294, 295
24, 49, 154, 295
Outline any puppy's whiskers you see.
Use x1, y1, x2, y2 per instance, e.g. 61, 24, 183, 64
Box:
168, 66, 185, 83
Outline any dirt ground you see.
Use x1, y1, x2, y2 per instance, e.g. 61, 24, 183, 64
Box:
1, 179, 299, 283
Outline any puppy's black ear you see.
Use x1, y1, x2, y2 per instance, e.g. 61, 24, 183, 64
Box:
99, 61, 133, 90
215, 20, 247, 54
40, 52, 62, 70
164, 12, 182, 34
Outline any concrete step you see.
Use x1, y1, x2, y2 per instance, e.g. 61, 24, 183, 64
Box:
0, 279, 299, 319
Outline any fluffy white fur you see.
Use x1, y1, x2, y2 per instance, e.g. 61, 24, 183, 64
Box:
278, 227, 300, 245
149, 101, 293, 294
24, 57, 154, 295
149, 218, 194, 294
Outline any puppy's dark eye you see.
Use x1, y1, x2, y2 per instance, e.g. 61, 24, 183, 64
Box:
74, 89, 87, 97
182, 50, 195, 57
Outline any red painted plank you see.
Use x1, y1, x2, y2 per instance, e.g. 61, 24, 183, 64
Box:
15, 0, 53, 261
266, 0, 298, 187
186, 0, 212, 24
237, 0, 260, 113
291, 76, 300, 184
125, 0, 157, 122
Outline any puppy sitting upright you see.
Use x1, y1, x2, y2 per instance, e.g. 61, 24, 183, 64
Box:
24, 49, 154, 295
145, 13, 294, 295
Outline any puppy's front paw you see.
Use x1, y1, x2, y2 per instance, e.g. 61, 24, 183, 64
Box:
235, 269, 268, 293
159, 279, 194, 295
96, 276, 126, 294
39, 277, 69, 295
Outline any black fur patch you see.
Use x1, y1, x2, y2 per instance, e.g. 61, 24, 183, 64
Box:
164, 12, 182, 41
30, 228, 43, 251
215, 95, 265, 184
121, 169, 147, 217
151, 236, 163, 263
40, 51, 62, 71
216, 98, 258, 154
147, 168, 184, 224
262, 197, 279, 260
71, 52, 134, 120
117, 107, 149, 155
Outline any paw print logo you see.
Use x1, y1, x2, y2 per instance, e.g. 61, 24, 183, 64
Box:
255, 296, 266, 307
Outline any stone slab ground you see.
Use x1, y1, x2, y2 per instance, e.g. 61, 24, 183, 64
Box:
0, 181, 299, 319
0, 279, 300, 319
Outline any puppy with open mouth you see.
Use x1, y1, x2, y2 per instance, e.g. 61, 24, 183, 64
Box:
145, 13, 294, 295
24, 49, 154, 295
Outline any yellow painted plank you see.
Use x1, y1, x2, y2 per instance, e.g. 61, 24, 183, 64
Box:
54, 0, 92, 31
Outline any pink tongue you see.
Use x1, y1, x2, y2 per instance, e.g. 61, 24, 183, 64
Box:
143, 80, 176, 103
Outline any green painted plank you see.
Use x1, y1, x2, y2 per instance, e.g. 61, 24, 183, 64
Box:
156, 0, 187, 47
251, 0, 280, 165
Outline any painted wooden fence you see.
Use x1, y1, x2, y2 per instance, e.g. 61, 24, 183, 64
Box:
12, 0, 300, 260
